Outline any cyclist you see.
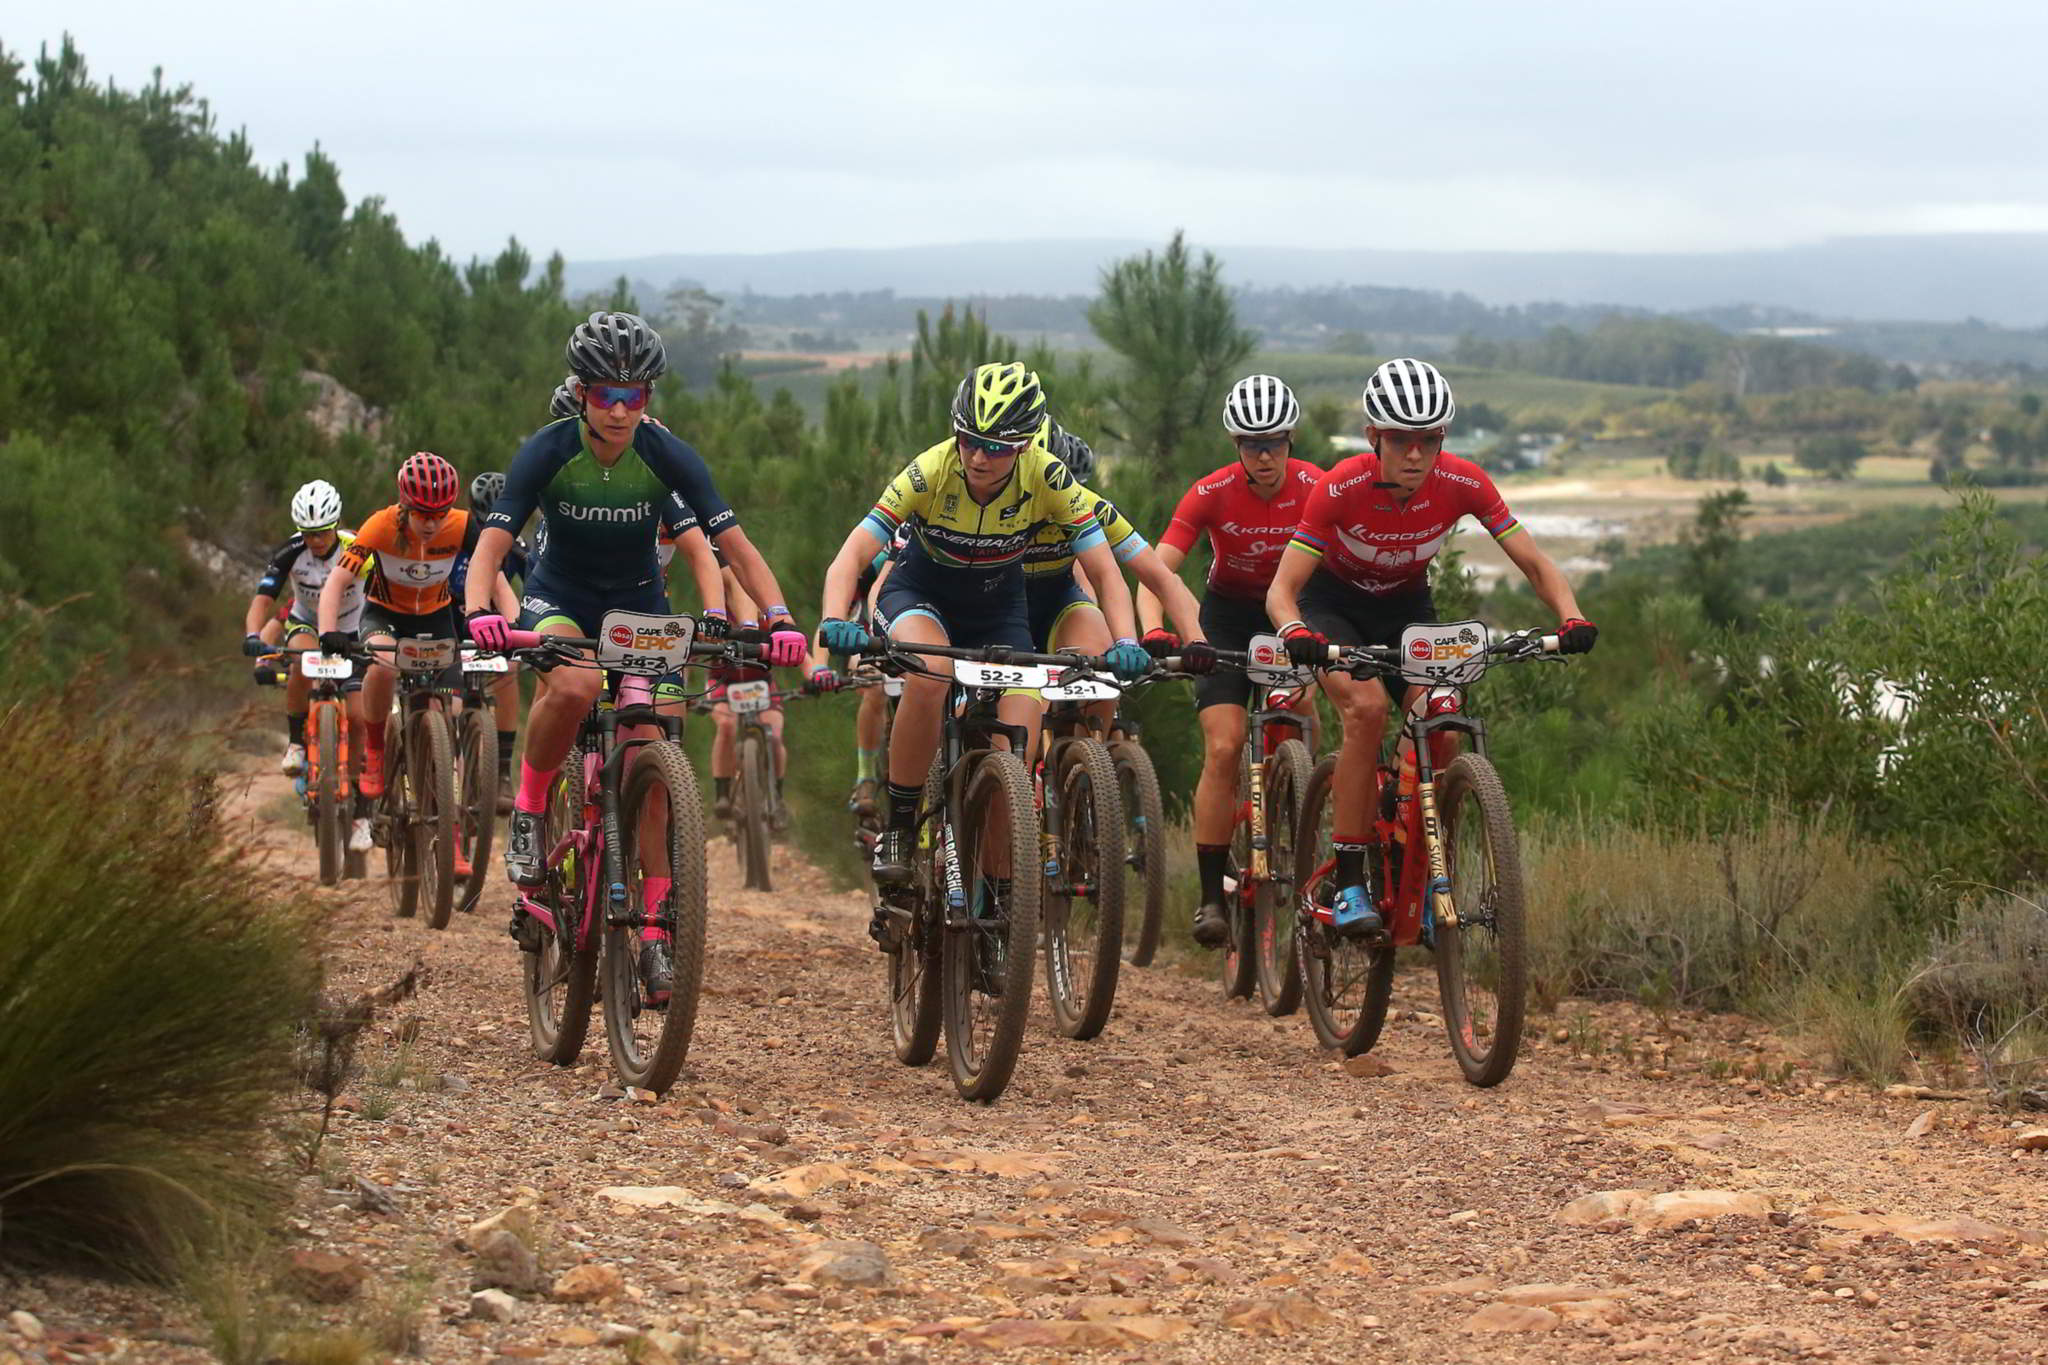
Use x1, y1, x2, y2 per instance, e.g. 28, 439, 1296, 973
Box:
453, 470, 527, 797
706, 554, 789, 831
1265, 358, 1598, 939
816, 522, 908, 817
316, 452, 476, 876
816, 362, 1152, 902
243, 480, 375, 854
465, 312, 803, 1004
1136, 375, 1324, 947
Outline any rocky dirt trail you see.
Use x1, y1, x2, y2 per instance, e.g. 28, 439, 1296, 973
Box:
7, 757, 2048, 1365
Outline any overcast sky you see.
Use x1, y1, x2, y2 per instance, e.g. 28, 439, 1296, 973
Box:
16, 0, 2048, 265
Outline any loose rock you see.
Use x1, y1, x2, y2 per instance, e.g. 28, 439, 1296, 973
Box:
469, 1289, 520, 1323
794, 1240, 893, 1288
551, 1263, 625, 1303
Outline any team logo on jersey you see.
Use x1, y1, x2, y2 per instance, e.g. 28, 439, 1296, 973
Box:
941, 494, 959, 518
999, 503, 1021, 519
1438, 467, 1481, 489
557, 499, 652, 523
399, 560, 434, 581
1044, 460, 1074, 491
907, 463, 928, 493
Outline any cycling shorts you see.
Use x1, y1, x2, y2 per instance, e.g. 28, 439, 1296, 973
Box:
1299, 572, 1436, 700
1192, 592, 1274, 712
517, 570, 671, 638
282, 615, 365, 693
1025, 572, 1098, 652
874, 556, 1031, 653
360, 601, 461, 689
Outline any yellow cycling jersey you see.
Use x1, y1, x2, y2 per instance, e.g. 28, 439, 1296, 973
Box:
861, 438, 1106, 576
1022, 488, 1146, 578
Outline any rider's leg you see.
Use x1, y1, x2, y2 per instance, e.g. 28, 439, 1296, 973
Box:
854, 684, 885, 774
1049, 602, 1116, 733
491, 667, 520, 775
359, 632, 397, 795
1319, 666, 1391, 895
1192, 703, 1249, 944
884, 611, 949, 817
282, 631, 314, 762
514, 623, 600, 813
710, 700, 736, 815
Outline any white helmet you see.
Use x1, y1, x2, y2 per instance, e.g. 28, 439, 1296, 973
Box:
291, 479, 343, 531
1362, 358, 1455, 431
1222, 374, 1300, 437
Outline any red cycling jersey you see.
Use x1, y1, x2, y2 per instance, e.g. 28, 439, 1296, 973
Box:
1290, 451, 1522, 596
1160, 459, 1322, 601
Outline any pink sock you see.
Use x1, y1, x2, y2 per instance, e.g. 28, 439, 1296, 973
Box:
640, 877, 673, 941
514, 760, 557, 814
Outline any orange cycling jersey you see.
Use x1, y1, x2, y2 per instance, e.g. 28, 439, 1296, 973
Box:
338, 505, 470, 614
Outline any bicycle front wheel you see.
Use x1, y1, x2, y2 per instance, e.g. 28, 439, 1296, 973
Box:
1254, 739, 1311, 1017
313, 703, 342, 886
942, 751, 1041, 1104
1109, 740, 1165, 967
1433, 753, 1528, 1087
604, 741, 708, 1094
382, 714, 417, 920
737, 729, 773, 892
525, 764, 596, 1065
457, 709, 498, 914
414, 708, 457, 930
1295, 755, 1396, 1055
1043, 740, 1125, 1040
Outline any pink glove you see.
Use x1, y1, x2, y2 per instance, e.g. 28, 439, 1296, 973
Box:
466, 611, 511, 651
765, 627, 807, 668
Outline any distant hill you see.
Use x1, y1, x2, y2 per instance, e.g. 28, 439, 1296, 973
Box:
565, 234, 2048, 328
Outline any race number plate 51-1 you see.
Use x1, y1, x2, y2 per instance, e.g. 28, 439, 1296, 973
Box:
461, 648, 510, 674
953, 660, 1049, 690
1399, 620, 1490, 686
597, 610, 698, 675
1245, 633, 1312, 688
394, 637, 457, 673
301, 653, 353, 680
1042, 668, 1119, 701
725, 679, 773, 714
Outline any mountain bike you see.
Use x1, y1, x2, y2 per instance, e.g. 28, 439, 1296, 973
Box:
498, 614, 737, 1094
1103, 698, 1167, 968
1036, 674, 1128, 1040
351, 636, 460, 929
843, 670, 900, 862
257, 650, 366, 884
454, 648, 505, 915
1293, 622, 1562, 1086
710, 680, 802, 893
1213, 640, 1316, 1015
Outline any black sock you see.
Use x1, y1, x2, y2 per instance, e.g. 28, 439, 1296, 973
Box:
497, 731, 516, 762
1196, 844, 1229, 905
885, 781, 921, 830
714, 777, 732, 801
776, 775, 785, 797
287, 713, 306, 746
1335, 841, 1369, 890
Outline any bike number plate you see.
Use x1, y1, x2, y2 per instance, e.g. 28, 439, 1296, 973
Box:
301, 652, 353, 680
953, 660, 1048, 690
1246, 633, 1312, 687
393, 637, 456, 674
461, 648, 509, 674
883, 676, 903, 698
726, 679, 773, 714
1400, 620, 1490, 686
597, 610, 697, 676
1042, 667, 1119, 701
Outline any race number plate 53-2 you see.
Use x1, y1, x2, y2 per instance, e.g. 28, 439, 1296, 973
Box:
953, 660, 1049, 690
1399, 620, 1490, 686
726, 679, 773, 714
597, 610, 698, 676
1245, 633, 1312, 687
394, 637, 457, 673
301, 653, 353, 680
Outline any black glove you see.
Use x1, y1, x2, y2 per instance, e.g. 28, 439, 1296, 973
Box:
1181, 640, 1218, 675
1558, 618, 1599, 655
252, 661, 279, 687
319, 630, 355, 658
697, 609, 731, 641
241, 633, 269, 657
1140, 627, 1180, 659
1282, 624, 1328, 667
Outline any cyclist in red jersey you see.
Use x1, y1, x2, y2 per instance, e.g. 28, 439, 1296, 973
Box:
1266, 359, 1598, 939
1137, 374, 1322, 947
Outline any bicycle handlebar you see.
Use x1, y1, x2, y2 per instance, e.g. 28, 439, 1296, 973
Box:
1314, 628, 1562, 675
490, 627, 764, 667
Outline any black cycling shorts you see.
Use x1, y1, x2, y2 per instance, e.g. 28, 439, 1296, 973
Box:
517, 570, 671, 639
1299, 572, 1436, 700
874, 557, 1032, 653
1025, 572, 1096, 652
1193, 592, 1273, 712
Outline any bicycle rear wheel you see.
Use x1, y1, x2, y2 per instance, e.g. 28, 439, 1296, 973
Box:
457, 709, 498, 914
1109, 740, 1165, 967
942, 752, 1041, 1103
525, 764, 596, 1065
1042, 740, 1125, 1040
313, 703, 342, 886
382, 715, 418, 919
737, 730, 773, 892
604, 741, 708, 1093
1254, 738, 1311, 1017
889, 758, 946, 1066
1295, 754, 1396, 1054
1433, 753, 1528, 1087
414, 708, 457, 930
1220, 748, 1258, 1000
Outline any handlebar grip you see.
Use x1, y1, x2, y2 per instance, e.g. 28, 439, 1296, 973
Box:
500, 628, 546, 650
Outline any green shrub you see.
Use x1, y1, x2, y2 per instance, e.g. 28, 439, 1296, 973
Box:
0, 680, 321, 1273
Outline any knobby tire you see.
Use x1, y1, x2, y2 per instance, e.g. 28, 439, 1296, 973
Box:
605, 741, 708, 1093
942, 752, 1040, 1103
1043, 740, 1125, 1041
526, 763, 597, 1065
1110, 740, 1166, 967
1295, 754, 1397, 1055
1255, 739, 1312, 1017
1434, 753, 1529, 1087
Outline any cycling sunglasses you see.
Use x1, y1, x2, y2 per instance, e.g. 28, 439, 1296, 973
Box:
1234, 436, 1291, 456
584, 382, 653, 411
956, 431, 1030, 458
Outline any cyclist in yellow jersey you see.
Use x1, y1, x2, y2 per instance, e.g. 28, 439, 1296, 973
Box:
818, 363, 1153, 899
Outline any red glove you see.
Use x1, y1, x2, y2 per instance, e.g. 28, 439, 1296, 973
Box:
1558, 618, 1599, 655
1282, 623, 1329, 667
1140, 627, 1180, 658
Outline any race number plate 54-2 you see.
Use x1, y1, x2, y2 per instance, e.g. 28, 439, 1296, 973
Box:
301, 653, 353, 681
461, 648, 510, 674
953, 660, 1049, 691
393, 637, 457, 673
1245, 633, 1312, 687
725, 679, 773, 714
1399, 620, 1490, 686
597, 610, 698, 676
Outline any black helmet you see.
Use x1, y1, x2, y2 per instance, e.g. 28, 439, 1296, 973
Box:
470, 471, 506, 509
1047, 425, 1096, 484
548, 375, 578, 420
566, 311, 667, 384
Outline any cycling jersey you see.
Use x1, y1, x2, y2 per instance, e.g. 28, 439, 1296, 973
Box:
257, 530, 365, 632
1290, 452, 1521, 596
1022, 490, 1145, 579
491, 417, 733, 596
450, 518, 528, 605
338, 507, 469, 615
859, 439, 1104, 581
1161, 459, 1322, 600
652, 495, 701, 569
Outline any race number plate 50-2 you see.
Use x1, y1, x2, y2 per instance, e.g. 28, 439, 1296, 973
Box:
1245, 633, 1312, 688
726, 679, 773, 714
461, 648, 510, 674
953, 660, 1049, 690
1399, 620, 1490, 686
301, 653, 353, 681
393, 637, 457, 673
597, 610, 698, 676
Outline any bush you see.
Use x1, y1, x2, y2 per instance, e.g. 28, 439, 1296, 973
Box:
1904, 890, 2048, 1101
0, 680, 321, 1273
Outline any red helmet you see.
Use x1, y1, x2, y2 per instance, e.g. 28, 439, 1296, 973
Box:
396, 452, 459, 512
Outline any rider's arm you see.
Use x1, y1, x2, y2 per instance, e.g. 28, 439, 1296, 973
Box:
317, 559, 360, 636
1499, 530, 1585, 623
1075, 540, 1139, 642
673, 526, 726, 619
1134, 541, 1186, 636
243, 592, 279, 636
822, 526, 885, 625
491, 568, 520, 619
1265, 544, 1320, 635
711, 528, 794, 624
463, 528, 515, 617
1128, 544, 1205, 642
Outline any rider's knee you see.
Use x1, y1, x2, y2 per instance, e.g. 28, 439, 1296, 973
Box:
550, 666, 602, 709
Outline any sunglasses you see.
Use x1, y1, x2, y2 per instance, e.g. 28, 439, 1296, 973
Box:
956, 431, 1029, 458
585, 383, 653, 411
1235, 437, 1290, 457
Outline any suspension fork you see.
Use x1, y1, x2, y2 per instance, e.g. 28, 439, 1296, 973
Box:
1413, 721, 1458, 931
1245, 699, 1270, 883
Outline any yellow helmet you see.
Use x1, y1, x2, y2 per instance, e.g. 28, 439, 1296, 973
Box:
951, 362, 1047, 442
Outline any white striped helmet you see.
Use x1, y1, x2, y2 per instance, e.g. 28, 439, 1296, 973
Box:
1362, 358, 1455, 431
290, 479, 342, 531
1222, 374, 1300, 436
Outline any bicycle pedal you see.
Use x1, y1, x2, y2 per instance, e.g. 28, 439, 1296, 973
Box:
869, 904, 910, 950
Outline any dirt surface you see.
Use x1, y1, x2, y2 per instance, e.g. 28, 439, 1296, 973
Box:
7, 759, 2048, 1365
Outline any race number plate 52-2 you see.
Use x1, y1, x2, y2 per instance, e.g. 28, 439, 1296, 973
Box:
461, 648, 510, 674
1245, 633, 1312, 688
726, 679, 773, 714
597, 610, 698, 676
1399, 620, 1490, 686
953, 660, 1049, 691
301, 653, 353, 680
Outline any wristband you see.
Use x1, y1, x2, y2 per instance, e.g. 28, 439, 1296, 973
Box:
1114, 637, 1138, 648
766, 604, 790, 619
1275, 620, 1308, 636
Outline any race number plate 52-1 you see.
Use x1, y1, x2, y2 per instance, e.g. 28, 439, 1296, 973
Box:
301, 653, 353, 681
1399, 620, 1490, 686
1042, 668, 1119, 701
953, 660, 1049, 690
461, 648, 510, 674
394, 637, 457, 673
726, 679, 773, 714
1245, 633, 1312, 687
597, 610, 698, 675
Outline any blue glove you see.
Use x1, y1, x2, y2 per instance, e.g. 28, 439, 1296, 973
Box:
820, 617, 871, 655
1106, 638, 1150, 682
